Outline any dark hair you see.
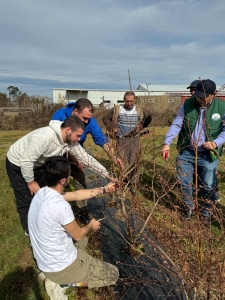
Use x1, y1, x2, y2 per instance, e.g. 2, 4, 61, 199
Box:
61, 116, 85, 131
123, 91, 136, 101
74, 98, 94, 113
43, 156, 70, 186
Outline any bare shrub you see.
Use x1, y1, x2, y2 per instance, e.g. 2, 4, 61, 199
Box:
0, 103, 63, 130
2, 99, 225, 299
92, 105, 225, 299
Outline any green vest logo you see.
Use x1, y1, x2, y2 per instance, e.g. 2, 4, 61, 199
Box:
212, 113, 221, 121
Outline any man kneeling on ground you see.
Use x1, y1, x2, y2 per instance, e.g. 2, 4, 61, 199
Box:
28, 156, 119, 299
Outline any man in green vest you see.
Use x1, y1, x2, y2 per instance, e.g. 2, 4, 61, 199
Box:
161, 79, 225, 225
187, 79, 220, 202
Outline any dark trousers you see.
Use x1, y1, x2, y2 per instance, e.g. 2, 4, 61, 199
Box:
70, 163, 87, 209
6, 157, 46, 233
70, 163, 87, 189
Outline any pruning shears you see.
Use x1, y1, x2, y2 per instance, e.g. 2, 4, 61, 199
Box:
97, 216, 107, 222
164, 152, 169, 161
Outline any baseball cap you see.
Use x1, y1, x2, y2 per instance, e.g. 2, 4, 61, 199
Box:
187, 80, 200, 89
193, 79, 216, 98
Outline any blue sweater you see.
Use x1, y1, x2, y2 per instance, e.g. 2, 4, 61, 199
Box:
52, 102, 108, 147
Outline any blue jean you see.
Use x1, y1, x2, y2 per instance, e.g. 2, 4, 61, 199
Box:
176, 149, 218, 217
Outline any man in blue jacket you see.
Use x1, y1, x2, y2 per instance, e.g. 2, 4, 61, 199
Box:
52, 98, 123, 223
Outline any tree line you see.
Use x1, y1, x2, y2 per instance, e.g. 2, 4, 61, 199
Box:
0, 86, 51, 107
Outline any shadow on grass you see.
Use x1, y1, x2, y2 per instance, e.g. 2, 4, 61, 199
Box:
0, 266, 43, 300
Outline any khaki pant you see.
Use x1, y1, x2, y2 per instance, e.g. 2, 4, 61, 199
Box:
44, 237, 119, 289
117, 136, 140, 186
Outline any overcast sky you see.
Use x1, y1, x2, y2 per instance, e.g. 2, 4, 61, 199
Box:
0, 0, 225, 97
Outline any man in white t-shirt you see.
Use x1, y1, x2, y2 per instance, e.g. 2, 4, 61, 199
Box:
28, 156, 119, 299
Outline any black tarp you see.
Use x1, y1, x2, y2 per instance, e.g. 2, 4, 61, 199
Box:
85, 171, 194, 300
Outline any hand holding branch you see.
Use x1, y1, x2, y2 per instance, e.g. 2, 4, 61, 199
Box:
203, 141, 217, 150
89, 218, 101, 231
105, 182, 119, 192
114, 157, 124, 170
103, 142, 124, 170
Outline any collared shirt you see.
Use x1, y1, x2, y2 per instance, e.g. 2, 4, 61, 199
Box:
164, 103, 225, 149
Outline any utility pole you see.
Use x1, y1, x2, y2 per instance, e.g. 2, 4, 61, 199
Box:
128, 69, 132, 91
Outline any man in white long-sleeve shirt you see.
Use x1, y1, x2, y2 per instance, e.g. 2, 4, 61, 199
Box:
6, 116, 111, 235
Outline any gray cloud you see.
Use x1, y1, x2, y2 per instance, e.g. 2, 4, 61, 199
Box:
0, 0, 225, 96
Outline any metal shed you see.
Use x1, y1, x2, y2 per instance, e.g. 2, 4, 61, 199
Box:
52, 88, 149, 107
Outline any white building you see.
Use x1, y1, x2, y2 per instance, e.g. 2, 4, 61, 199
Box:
53, 84, 225, 107
137, 84, 189, 96
52, 88, 150, 107
137, 83, 224, 96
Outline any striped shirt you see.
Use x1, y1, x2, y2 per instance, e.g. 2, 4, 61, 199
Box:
117, 105, 139, 137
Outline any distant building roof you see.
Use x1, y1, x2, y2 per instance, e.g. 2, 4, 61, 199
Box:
53, 88, 137, 92
137, 84, 224, 93
137, 84, 188, 92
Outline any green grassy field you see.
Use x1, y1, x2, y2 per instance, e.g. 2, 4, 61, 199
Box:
0, 131, 44, 299
1, 129, 225, 299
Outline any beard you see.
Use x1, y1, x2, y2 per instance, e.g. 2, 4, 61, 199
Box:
63, 182, 70, 189
63, 177, 70, 189
65, 133, 74, 145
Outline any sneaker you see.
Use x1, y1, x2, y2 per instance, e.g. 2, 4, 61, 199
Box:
38, 272, 46, 282
182, 208, 194, 220
25, 231, 29, 237
45, 278, 68, 300
215, 191, 220, 202
78, 210, 90, 225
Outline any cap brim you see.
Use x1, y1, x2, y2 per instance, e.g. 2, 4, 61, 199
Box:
187, 85, 197, 89
194, 90, 210, 98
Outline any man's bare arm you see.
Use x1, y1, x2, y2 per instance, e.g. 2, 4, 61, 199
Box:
63, 182, 117, 201
64, 219, 100, 241
103, 142, 124, 170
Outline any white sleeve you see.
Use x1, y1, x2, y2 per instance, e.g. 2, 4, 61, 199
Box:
69, 142, 109, 177
20, 135, 47, 182
56, 201, 75, 226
